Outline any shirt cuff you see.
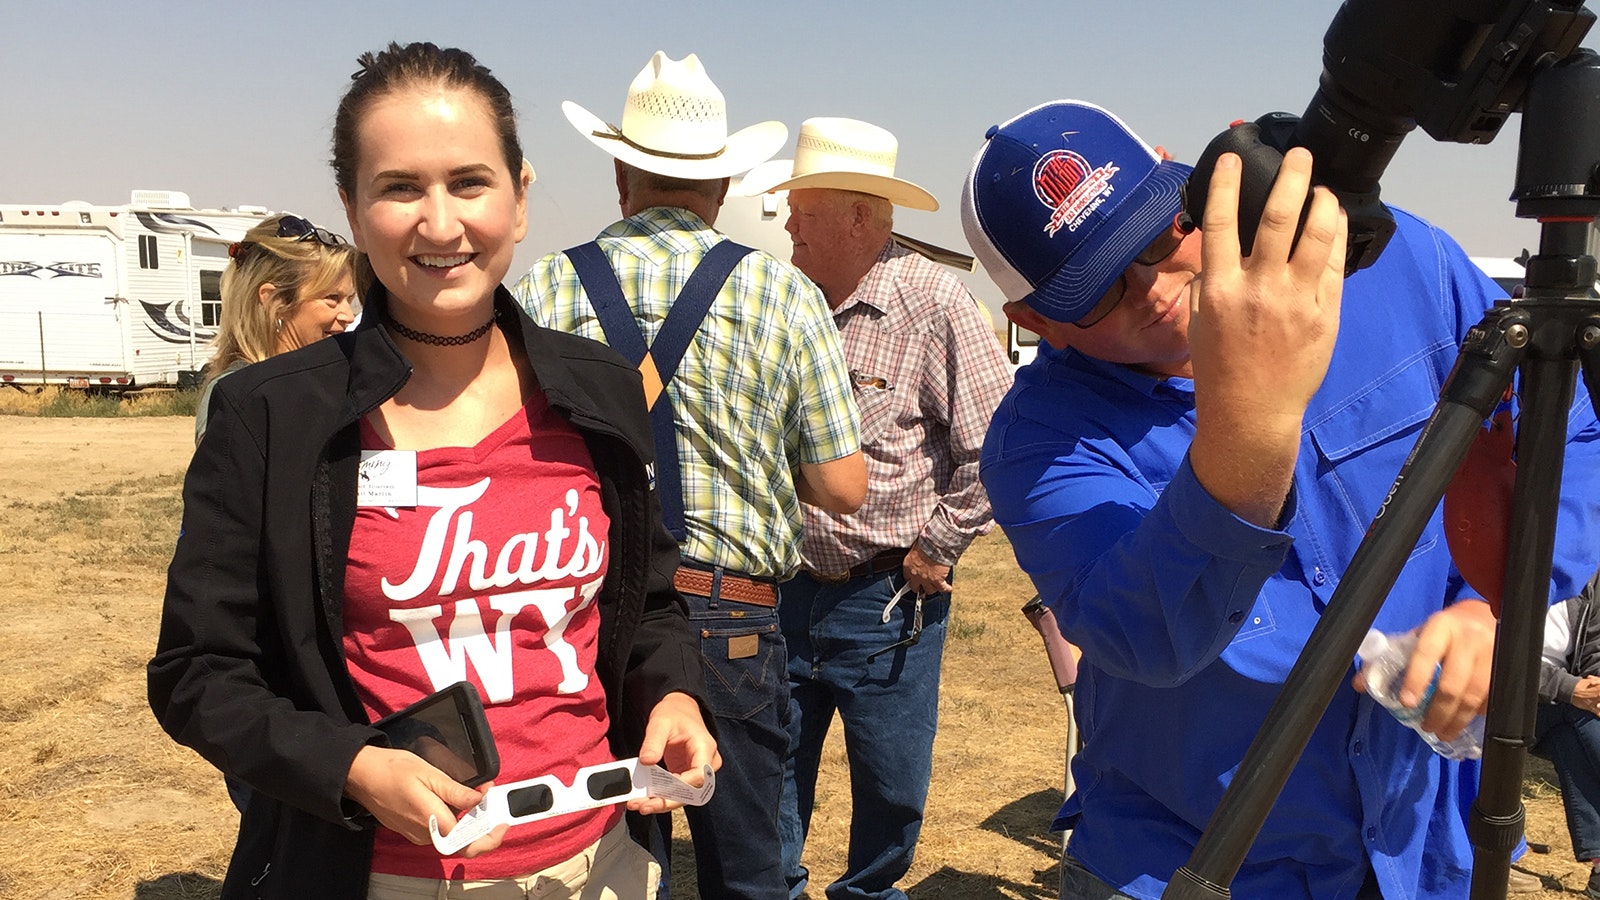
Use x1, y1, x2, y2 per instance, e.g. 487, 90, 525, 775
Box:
1556, 671, 1580, 706
1166, 454, 1296, 568
918, 516, 988, 567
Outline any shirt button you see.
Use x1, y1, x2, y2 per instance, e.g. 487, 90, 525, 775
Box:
1366, 826, 1377, 840
1313, 568, 1328, 586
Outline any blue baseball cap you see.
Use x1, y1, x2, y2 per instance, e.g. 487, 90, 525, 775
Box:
961, 100, 1193, 324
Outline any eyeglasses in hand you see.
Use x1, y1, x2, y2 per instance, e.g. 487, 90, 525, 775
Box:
868, 589, 924, 663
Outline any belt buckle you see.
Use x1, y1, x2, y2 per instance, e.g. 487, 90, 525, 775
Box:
809, 568, 851, 585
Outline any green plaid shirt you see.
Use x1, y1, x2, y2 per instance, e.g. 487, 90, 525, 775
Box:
513, 207, 859, 578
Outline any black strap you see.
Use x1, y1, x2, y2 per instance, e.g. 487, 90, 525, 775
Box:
563, 239, 754, 541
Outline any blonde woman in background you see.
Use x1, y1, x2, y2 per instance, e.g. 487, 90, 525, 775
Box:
195, 213, 357, 444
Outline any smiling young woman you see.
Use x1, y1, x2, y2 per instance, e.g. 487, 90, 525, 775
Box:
149, 42, 716, 900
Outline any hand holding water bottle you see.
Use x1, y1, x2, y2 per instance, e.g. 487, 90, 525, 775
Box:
1353, 600, 1497, 759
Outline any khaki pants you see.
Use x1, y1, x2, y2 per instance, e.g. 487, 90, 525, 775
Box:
366, 823, 659, 900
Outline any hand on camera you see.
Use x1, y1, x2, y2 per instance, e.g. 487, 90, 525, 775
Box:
1188, 148, 1348, 527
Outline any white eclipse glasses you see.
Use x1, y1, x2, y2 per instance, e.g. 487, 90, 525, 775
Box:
429, 756, 715, 855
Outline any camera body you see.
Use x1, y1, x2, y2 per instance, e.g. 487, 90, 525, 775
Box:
1184, 0, 1594, 275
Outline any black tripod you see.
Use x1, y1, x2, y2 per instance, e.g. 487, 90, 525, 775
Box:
1164, 51, 1600, 900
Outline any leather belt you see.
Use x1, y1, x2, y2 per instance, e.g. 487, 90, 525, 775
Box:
807, 548, 910, 585
673, 566, 777, 607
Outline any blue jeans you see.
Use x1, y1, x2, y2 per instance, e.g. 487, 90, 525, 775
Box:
646, 570, 790, 900
1057, 855, 1138, 900
1535, 701, 1600, 860
778, 569, 949, 900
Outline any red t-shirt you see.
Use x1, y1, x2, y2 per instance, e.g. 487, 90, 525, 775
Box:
343, 394, 618, 879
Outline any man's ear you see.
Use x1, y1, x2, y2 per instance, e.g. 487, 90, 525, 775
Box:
851, 199, 873, 234
614, 160, 631, 215
1003, 300, 1069, 348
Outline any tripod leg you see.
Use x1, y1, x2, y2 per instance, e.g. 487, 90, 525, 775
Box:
1164, 307, 1527, 900
1580, 318, 1600, 422
1470, 338, 1589, 898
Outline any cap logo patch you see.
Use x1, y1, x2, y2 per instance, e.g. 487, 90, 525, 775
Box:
1033, 149, 1119, 238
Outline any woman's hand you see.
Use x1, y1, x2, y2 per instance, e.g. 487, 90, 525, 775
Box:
628, 691, 720, 815
345, 745, 506, 856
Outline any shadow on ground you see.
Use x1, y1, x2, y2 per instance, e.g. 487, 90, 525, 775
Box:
134, 871, 222, 900
905, 788, 1062, 900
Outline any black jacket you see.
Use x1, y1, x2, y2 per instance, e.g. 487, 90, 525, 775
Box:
1540, 567, 1600, 705
148, 286, 705, 900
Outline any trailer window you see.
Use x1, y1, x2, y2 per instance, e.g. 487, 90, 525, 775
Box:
199, 270, 222, 327
138, 234, 159, 269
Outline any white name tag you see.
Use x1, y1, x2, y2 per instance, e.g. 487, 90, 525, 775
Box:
358, 450, 418, 507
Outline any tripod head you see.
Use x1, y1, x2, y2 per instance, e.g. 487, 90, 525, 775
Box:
1184, 0, 1594, 276
1515, 48, 1600, 221
1514, 47, 1600, 300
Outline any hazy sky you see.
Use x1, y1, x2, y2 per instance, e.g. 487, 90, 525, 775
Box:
7, 1, 1595, 318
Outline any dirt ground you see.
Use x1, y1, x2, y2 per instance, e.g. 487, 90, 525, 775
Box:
0, 415, 1590, 899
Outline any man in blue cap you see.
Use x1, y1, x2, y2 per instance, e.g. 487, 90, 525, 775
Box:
961, 100, 1600, 899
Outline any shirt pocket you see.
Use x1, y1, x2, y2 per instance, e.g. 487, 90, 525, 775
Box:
848, 318, 924, 447
851, 373, 899, 446
1306, 346, 1449, 561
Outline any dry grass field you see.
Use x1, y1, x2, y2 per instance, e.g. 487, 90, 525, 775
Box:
0, 414, 1590, 898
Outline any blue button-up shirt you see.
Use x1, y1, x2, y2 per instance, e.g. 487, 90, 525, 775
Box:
982, 207, 1600, 900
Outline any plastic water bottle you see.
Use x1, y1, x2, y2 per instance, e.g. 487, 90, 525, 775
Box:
1357, 628, 1485, 760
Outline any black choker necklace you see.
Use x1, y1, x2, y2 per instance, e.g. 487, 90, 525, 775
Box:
387, 315, 496, 346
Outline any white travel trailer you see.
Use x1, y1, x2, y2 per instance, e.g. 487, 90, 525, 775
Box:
0, 190, 271, 390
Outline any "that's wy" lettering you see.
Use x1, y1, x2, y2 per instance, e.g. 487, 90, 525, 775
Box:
381, 480, 605, 602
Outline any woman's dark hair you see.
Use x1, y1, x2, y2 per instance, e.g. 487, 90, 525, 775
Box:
332, 42, 522, 198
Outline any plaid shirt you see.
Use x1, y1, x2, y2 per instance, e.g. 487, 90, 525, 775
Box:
513, 207, 859, 578
801, 240, 1012, 575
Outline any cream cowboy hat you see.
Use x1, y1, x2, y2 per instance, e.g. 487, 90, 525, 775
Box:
736, 117, 939, 211
562, 51, 787, 181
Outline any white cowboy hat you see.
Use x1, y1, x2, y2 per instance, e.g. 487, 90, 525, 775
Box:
735, 117, 938, 211
563, 51, 787, 181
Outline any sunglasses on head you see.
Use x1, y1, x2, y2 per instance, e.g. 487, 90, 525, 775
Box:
276, 214, 347, 247
229, 214, 347, 267
1073, 209, 1196, 330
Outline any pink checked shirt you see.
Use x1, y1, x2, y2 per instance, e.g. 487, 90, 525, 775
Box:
800, 240, 1013, 576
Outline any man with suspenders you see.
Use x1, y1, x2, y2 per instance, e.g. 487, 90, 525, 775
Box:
515, 52, 866, 900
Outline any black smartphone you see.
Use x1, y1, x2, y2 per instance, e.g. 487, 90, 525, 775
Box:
373, 681, 500, 787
